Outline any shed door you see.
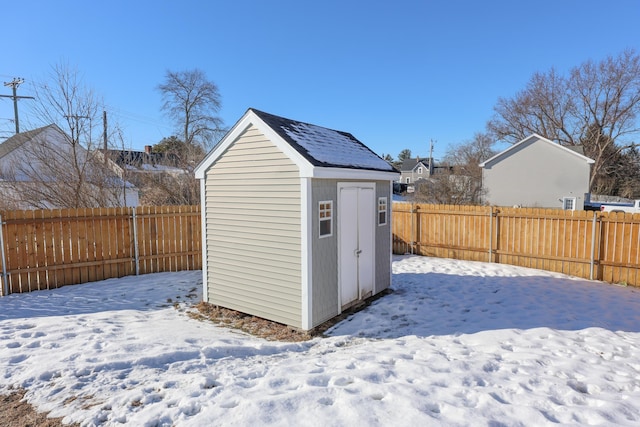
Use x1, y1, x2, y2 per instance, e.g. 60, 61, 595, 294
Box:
338, 183, 375, 309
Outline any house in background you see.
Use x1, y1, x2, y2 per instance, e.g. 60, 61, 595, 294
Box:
399, 157, 432, 186
96, 145, 193, 206
479, 134, 594, 209
399, 157, 454, 193
195, 108, 399, 330
0, 124, 138, 209
102, 145, 184, 178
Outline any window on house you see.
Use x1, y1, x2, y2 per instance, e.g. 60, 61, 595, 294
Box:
405, 177, 410, 184
562, 197, 576, 211
319, 201, 333, 237
378, 197, 388, 225
417, 166, 423, 174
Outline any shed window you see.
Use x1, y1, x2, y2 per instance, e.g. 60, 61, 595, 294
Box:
319, 201, 333, 237
378, 197, 388, 225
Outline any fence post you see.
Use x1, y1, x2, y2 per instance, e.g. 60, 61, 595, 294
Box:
589, 211, 597, 280
488, 207, 493, 263
0, 214, 7, 296
132, 208, 140, 276
410, 203, 415, 255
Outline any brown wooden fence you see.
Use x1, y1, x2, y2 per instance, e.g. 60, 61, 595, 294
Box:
5, 202, 639, 296
0, 205, 201, 295
392, 202, 640, 287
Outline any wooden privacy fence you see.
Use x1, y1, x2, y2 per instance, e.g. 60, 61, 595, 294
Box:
0, 205, 201, 296
392, 202, 640, 287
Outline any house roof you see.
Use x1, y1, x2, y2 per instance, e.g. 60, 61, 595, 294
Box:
195, 108, 399, 180
0, 124, 137, 190
399, 157, 430, 172
0, 124, 60, 160
479, 133, 595, 168
106, 149, 181, 170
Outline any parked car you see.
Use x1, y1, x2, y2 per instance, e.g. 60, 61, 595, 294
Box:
600, 200, 640, 213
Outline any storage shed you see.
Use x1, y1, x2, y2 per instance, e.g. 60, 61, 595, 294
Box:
194, 108, 399, 330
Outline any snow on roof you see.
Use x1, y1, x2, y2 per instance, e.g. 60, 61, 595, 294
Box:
282, 122, 395, 171
252, 109, 396, 172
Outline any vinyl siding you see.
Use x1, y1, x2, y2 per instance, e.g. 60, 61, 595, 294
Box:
310, 179, 339, 326
483, 137, 591, 208
310, 179, 392, 327
203, 124, 302, 328
375, 182, 392, 293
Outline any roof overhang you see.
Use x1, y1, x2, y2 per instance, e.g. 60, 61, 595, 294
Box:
310, 167, 399, 180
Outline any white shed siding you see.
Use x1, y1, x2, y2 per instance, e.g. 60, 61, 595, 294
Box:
204, 124, 302, 328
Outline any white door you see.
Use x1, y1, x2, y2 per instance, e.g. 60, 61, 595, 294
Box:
338, 183, 375, 309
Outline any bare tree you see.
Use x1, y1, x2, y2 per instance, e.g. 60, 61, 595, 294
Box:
0, 62, 132, 209
0, 125, 128, 209
414, 133, 495, 205
137, 172, 200, 206
132, 136, 203, 206
488, 49, 640, 193
157, 69, 225, 150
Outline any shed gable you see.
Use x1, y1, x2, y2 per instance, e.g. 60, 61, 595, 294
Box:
203, 124, 303, 327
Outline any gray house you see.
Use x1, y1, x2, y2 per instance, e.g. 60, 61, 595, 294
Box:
194, 109, 399, 330
399, 157, 432, 184
479, 134, 594, 209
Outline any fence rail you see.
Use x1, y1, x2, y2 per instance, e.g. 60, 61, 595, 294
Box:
392, 202, 640, 287
0, 205, 200, 295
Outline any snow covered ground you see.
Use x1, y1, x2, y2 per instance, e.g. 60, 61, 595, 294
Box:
1, 255, 640, 426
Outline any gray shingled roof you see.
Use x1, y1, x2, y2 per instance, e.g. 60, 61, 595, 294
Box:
0, 125, 56, 160
399, 157, 430, 172
251, 109, 397, 172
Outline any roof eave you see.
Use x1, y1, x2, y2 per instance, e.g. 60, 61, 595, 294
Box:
308, 167, 399, 180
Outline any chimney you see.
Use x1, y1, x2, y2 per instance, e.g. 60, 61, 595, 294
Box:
144, 145, 152, 154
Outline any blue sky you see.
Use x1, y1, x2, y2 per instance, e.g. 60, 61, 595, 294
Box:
0, 0, 638, 161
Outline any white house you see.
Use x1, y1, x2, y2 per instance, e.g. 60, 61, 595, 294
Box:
0, 124, 138, 209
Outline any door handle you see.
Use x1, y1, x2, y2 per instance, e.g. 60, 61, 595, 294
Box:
354, 249, 362, 256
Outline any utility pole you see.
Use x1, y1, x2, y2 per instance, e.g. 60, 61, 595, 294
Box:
103, 110, 107, 152
0, 78, 35, 134
429, 139, 435, 174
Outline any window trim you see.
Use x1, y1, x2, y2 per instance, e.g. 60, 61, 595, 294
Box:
319, 200, 333, 238
378, 196, 388, 226
562, 197, 577, 211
